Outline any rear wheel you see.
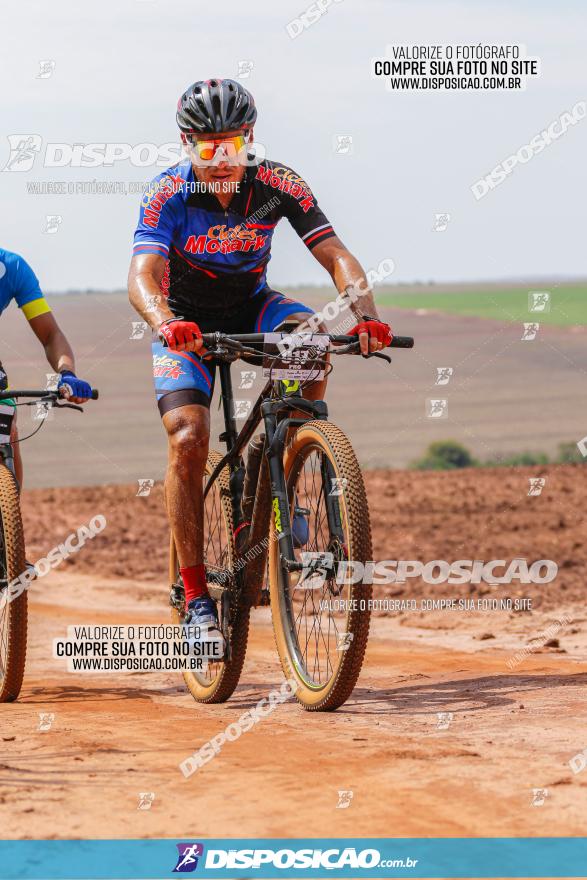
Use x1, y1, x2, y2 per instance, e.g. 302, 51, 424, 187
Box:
0, 464, 27, 703
269, 420, 373, 711
169, 451, 250, 703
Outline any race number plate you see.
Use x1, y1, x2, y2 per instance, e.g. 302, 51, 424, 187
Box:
262, 332, 329, 381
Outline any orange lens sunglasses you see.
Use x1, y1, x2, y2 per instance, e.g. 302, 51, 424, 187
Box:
185, 133, 248, 162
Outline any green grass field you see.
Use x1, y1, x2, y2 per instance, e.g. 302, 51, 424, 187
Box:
376, 285, 587, 327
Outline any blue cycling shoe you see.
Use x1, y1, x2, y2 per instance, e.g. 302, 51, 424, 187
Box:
183, 594, 225, 659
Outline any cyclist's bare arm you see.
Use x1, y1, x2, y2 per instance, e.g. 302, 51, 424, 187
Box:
128, 254, 203, 354
310, 235, 381, 322
128, 253, 175, 329
28, 311, 76, 375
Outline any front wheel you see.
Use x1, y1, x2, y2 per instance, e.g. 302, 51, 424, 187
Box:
269, 420, 373, 711
0, 464, 27, 702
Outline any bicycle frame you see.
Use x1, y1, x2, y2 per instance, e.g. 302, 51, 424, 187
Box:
0, 405, 17, 479
206, 359, 328, 605
0, 442, 16, 477
183, 330, 414, 606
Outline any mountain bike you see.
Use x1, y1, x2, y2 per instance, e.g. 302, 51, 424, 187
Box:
169, 328, 413, 711
0, 386, 98, 702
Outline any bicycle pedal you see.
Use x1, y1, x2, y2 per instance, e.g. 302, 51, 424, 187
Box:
169, 583, 185, 612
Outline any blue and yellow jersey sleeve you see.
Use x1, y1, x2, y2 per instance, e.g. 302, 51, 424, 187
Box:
12, 255, 51, 321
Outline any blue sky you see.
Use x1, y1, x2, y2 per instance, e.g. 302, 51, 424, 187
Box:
1, 0, 585, 290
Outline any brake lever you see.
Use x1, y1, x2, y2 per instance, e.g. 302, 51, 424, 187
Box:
208, 341, 259, 359
330, 341, 359, 355
53, 401, 84, 412
361, 351, 392, 364
202, 347, 224, 358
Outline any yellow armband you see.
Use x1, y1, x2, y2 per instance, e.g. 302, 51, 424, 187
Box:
21, 297, 52, 321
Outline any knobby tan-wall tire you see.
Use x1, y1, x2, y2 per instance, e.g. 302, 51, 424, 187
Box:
0, 464, 27, 703
269, 420, 373, 711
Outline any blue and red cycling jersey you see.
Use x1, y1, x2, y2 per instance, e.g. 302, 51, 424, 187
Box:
132, 156, 337, 321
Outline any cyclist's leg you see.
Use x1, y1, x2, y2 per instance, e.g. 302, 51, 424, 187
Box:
163, 404, 209, 567
152, 340, 214, 606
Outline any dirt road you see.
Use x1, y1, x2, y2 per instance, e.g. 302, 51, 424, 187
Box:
1, 570, 586, 841
1, 465, 586, 840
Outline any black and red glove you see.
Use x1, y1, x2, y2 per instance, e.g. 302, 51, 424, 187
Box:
158, 318, 202, 351
349, 316, 392, 351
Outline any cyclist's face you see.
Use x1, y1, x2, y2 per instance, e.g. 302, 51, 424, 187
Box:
184, 128, 252, 189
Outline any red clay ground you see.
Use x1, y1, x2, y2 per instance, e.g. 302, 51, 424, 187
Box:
0, 465, 584, 850
21, 462, 587, 609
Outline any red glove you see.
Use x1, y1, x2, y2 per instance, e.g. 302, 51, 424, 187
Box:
349, 318, 392, 347
158, 319, 202, 351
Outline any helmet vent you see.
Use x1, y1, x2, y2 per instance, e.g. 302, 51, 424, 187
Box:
176, 78, 257, 133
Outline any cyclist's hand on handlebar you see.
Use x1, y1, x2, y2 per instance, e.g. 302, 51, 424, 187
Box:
58, 370, 93, 404
158, 318, 203, 353
349, 317, 392, 355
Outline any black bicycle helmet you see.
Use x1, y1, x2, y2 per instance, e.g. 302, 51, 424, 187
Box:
176, 78, 257, 133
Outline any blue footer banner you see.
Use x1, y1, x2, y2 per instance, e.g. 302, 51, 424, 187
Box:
0, 838, 586, 879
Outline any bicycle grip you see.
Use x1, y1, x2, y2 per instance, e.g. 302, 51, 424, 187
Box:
390, 336, 414, 349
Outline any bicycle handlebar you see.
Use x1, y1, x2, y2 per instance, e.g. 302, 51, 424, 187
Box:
198, 332, 414, 349
336, 334, 414, 349
0, 389, 99, 401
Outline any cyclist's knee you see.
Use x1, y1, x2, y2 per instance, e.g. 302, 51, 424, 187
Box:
166, 413, 209, 472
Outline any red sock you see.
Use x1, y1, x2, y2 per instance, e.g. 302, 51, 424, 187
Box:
181, 564, 207, 607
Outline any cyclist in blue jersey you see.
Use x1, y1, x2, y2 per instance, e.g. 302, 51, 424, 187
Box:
128, 78, 392, 641
0, 248, 93, 486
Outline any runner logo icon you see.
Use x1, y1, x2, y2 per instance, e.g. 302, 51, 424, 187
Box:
173, 843, 204, 873
2, 134, 43, 172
